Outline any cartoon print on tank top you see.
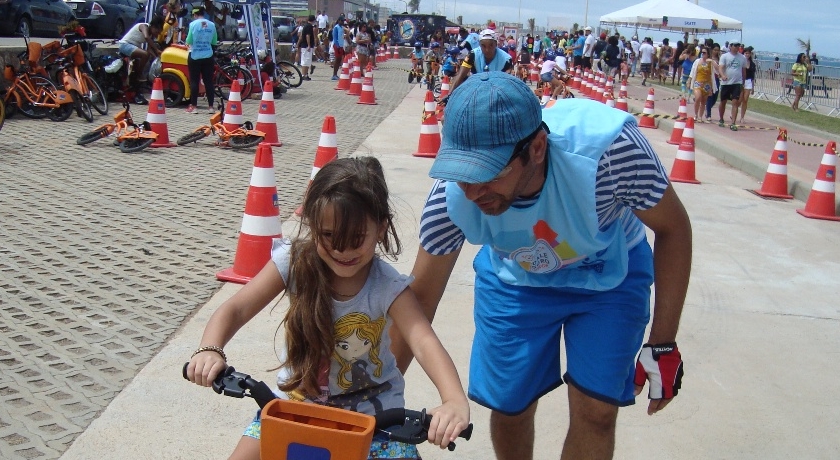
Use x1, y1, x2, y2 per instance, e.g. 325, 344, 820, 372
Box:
327, 312, 391, 413
507, 220, 606, 274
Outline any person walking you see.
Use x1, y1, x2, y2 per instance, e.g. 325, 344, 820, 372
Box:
717, 42, 746, 130
331, 17, 348, 81
689, 46, 718, 121
297, 15, 316, 81
791, 52, 813, 112
735, 46, 756, 124
392, 71, 691, 460
638, 37, 655, 86
704, 43, 721, 122
184, 6, 217, 114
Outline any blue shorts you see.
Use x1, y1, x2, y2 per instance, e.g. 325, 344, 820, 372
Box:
540, 72, 554, 83
469, 241, 653, 415
118, 42, 139, 57
244, 410, 420, 459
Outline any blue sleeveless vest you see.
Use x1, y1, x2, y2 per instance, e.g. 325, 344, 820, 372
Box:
474, 48, 511, 72
447, 100, 637, 290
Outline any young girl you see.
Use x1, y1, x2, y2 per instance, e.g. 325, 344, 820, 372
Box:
186, 157, 470, 460
688, 47, 719, 122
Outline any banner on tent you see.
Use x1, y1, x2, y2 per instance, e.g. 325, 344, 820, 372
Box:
662, 16, 717, 30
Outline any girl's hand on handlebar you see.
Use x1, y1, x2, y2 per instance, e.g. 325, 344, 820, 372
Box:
426, 400, 470, 449
186, 351, 227, 387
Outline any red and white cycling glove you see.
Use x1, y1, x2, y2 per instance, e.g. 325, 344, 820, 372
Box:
633, 343, 684, 400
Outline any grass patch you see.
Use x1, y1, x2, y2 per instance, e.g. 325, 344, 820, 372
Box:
649, 80, 840, 138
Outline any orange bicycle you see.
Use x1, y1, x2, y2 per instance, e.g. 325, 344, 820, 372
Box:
2, 37, 76, 121
177, 103, 265, 149
76, 102, 159, 153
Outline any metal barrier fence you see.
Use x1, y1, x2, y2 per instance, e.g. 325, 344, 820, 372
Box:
753, 60, 840, 116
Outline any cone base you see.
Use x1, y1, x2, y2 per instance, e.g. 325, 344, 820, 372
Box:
150, 142, 177, 148
638, 117, 657, 129
357, 101, 377, 105
216, 267, 254, 284
670, 176, 701, 184
260, 142, 283, 147
796, 208, 840, 221
413, 152, 437, 158
753, 189, 793, 200
666, 140, 682, 145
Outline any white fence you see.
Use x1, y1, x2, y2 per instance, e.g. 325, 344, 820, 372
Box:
753, 60, 840, 116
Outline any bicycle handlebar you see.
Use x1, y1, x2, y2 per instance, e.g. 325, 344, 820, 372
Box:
181, 363, 473, 450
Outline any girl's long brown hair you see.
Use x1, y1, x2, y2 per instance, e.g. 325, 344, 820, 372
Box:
278, 157, 401, 397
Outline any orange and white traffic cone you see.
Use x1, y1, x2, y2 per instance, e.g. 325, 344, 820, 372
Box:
347, 62, 363, 96
335, 54, 351, 91
391, 46, 397, 59
620, 79, 628, 97
540, 85, 552, 105
669, 117, 700, 184
529, 63, 540, 85
754, 128, 794, 200
223, 79, 244, 132
357, 65, 377, 105
666, 98, 688, 145
439, 75, 451, 100
146, 77, 176, 147
295, 116, 339, 216
413, 90, 440, 158
571, 66, 582, 89
256, 80, 282, 146
604, 91, 616, 109
216, 143, 283, 284
603, 77, 614, 103
797, 141, 840, 221
615, 87, 628, 112
638, 87, 657, 129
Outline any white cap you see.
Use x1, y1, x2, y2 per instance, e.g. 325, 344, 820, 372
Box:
479, 29, 496, 41
584, 26, 592, 31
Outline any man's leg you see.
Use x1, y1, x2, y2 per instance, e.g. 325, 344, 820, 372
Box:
490, 402, 538, 460
561, 385, 619, 460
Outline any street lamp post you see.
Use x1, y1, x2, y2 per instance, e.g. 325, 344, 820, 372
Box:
398, 0, 407, 12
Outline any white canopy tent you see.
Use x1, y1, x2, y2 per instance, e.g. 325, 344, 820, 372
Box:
599, 0, 742, 37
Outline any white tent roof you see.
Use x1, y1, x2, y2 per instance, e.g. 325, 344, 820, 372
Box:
600, 0, 742, 33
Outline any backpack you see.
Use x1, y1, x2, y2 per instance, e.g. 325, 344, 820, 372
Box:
593, 39, 607, 56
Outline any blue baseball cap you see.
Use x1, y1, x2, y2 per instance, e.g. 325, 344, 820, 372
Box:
430, 72, 542, 183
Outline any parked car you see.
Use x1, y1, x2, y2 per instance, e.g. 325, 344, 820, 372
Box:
271, 15, 293, 42
0, 0, 76, 38
63, 0, 144, 38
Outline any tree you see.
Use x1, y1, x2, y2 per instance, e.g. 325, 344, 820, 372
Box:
572, 22, 579, 33
408, 0, 420, 13
528, 18, 535, 34
796, 37, 811, 56
457, 15, 462, 25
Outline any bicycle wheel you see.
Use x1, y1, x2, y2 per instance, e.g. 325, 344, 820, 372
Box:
278, 61, 302, 88
48, 100, 75, 122
159, 73, 185, 108
177, 129, 209, 146
228, 134, 264, 149
81, 73, 108, 115
215, 66, 253, 100
16, 77, 54, 119
71, 90, 94, 122
120, 137, 155, 153
77, 127, 110, 145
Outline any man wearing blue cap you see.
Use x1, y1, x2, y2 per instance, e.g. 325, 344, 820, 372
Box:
392, 72, 692, 460
448, 29, 513, 93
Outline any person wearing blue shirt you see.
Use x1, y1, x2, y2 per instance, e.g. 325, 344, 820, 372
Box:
331, 17, 347, 80
448, 29, 512, 93
185, 6, 218, 114
572, 30, 585, 68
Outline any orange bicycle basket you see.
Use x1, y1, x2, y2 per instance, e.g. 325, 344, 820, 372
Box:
27, 42, 43, 67
259, 398, 375, 460
210, 112, 222, 125
3, 65, 14, 82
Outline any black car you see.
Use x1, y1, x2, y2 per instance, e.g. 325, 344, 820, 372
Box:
63, 0, 144, 38
0, 0, 76, 37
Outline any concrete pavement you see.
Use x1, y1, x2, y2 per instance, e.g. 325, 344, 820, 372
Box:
55, 77, 840, 459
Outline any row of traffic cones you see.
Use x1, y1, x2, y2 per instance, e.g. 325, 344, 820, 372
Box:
669, 119, 840, 221
334, 54, 377, 104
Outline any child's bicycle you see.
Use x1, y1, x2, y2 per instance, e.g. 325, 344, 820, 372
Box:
76, 101, 159, 153
176, 103, 265, 149
182, 364, 472, 460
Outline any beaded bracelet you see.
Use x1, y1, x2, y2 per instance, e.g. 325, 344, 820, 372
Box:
191, 345, 227, 362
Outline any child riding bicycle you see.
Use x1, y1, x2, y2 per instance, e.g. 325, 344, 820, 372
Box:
409, 42, 425, 83
423, 42, 443, 85
185, 157, 470, 460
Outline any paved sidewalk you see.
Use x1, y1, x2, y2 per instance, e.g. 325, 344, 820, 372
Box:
57, 80, 840, 459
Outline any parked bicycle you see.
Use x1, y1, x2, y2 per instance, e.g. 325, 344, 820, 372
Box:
177, 102, 265, 149
2, 36, 76, 122
76, 102, 158, 153
182, 364, 473, 459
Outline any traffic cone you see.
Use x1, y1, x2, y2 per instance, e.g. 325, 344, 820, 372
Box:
754, 128, 793, 199
223, 79, 244, 132
335, 54, 351, 90
571, 66, 582, 89
669, 117, 700, 184
603, 77, 614, 103
797, 141, 840, 221
620, 79, 628, 97
413, 90, 440, 158
638, 87, 657, 129
391, 46, 398, 59
604, 91, 616, 109
439, 75, 450, 100
216, 143, 283, 284
145, 77, 176, 147
615, 89, 628, 112
357, 65, 377, 105
540, 85, 551, 105
597, 73, 607, 102
666, 98, 688, 145
255, 80, 282, 146
295, 116, 339, 216
347, 62, 362, 96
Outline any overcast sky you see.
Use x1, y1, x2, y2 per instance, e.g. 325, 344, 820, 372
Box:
405, 0, 834, 58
